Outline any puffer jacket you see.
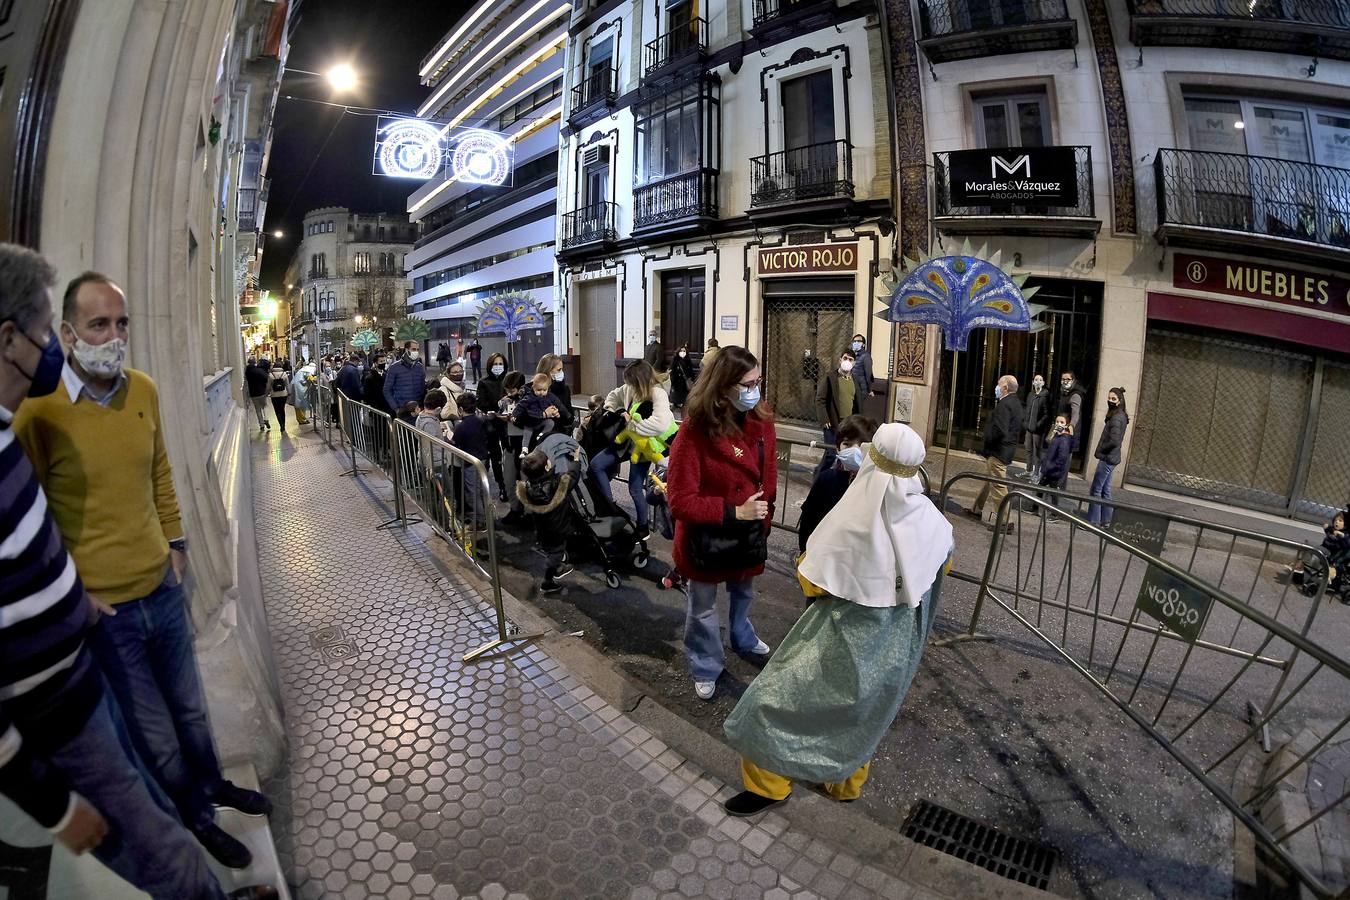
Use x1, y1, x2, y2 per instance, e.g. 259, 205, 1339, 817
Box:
1094, 408, 1130, 465
517, 471, 575, 550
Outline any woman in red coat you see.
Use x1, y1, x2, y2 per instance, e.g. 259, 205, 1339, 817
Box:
666, 345, 777, 701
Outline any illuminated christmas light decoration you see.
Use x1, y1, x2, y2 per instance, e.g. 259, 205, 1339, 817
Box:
450, 129, 512, 186
375, 118, 448, 179
373, 117, 515, 185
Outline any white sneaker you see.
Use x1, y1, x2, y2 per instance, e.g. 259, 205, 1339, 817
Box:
749, 640, 771, 655
694, 680, 716, 701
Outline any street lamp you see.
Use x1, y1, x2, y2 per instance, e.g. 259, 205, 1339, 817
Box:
273, 229, 284, 239
284, 63, 359, 94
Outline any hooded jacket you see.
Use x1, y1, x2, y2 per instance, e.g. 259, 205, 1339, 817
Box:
517, 471, 574, 549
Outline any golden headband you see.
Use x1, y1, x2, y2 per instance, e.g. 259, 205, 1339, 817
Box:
868, 444, 920, 478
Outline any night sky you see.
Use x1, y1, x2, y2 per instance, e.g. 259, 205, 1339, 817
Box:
259, 0, 472, 289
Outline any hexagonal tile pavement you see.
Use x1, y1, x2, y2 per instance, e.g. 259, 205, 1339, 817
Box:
254, 427, 908, 899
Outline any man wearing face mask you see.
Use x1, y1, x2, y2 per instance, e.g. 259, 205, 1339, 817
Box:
1022, 375, 1050, 480
849, 334, 875, 400
15, 272, 273, 873
383, 340, 427, 413
816, 349, 862, 447
0, 245, 288, 900
970, 374, 1023, 531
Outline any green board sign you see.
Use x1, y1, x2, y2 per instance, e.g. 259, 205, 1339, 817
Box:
1107, 508, 1170, 556
1134, 565, 1214, 643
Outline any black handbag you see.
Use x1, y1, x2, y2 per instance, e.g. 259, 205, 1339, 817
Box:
687, 439, 768, 571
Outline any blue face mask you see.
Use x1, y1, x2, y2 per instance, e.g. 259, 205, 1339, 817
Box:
994, 385, 1003, 400
837, 445, 865, 472
851, 341, 863, 353
15, 328, 65, 398
732, 385, 760, 412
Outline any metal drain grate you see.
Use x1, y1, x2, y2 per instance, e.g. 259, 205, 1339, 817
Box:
309, 624, 360, 664
902, 800, 1058, 890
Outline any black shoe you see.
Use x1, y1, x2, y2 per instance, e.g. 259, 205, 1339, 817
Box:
229, 888, 280, 900
723, 791, 788, 817
540, 580, 563, 596
213, 781, 272, 817
193, 822, 252, 869
636, 526, 651, 542
554, 563, 574, 580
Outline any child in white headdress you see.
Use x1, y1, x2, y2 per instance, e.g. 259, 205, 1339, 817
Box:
721, 423, 955, 816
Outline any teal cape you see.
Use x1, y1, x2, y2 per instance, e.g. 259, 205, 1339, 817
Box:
722, 561, 947, 784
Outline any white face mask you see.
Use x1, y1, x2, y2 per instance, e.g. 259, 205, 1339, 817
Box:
552, 370, 565, 382
678, 350, 687, 358
839, 360, 854, 373
491, 364, 505, 376
408, 351, 420, 361
69, 332, 128, 379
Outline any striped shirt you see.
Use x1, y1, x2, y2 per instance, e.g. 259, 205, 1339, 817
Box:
0, 406, 102, 829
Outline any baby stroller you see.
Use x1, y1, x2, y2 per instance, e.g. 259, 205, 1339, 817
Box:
536, 434, 650, 589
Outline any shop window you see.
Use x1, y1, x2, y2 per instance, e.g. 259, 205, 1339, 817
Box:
974, 90, 1050, 148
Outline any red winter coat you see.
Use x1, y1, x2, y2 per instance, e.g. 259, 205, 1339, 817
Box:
666, 413, 777, 584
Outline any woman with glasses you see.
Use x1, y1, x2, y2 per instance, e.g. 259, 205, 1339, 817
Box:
666, 346, 777, 701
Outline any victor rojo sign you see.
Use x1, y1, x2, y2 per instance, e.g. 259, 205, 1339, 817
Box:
947, 146, 1078, 208
758, 242, 859, 275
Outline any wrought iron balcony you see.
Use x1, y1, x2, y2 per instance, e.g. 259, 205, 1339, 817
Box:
1127, 0, 1350, 60
752, 0, 833, 29
571, 66, 617, 117
917, 0, 1078, 64
633, 169, 718, 232
560, 201, 619, 250
750, 140, 854, 208
318, 307, 351, 322
933, 146, 1099, 237
1154, 148, 1350, 263
643, 17, 707, 78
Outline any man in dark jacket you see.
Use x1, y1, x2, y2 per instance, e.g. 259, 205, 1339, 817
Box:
362, 353, 390, 414
334, 355, 363, 403
1057, 371, 1087, 455
244, 358, 270, 432
971, 374, 1024, 530
816, 349, 862, 447
1022, 375, 1050, 479
383, 340, 426, 412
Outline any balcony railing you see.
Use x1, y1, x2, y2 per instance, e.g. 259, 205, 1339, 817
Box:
750, 140, 854, 208
752, 0, 830, 27
571, 66, 617, 116
633, 169, 718, 230
561, 201, 619, 250
318, 307, 351, 322
1154, 148, 1350, 255
1128, 0, 1350, 59
643, 17, 707, 78
917, 0, 1078, 63
933, 146, 1098, 234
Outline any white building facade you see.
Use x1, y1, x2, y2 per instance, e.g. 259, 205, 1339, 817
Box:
287, 207, 417, 357
898, 0, 1350, 519
404, 0, 568, 368
556, 0, 898, 418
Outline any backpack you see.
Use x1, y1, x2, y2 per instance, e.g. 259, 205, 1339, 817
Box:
272, 375, 287, 392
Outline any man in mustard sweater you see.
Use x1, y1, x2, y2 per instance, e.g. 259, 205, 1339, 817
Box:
15, 273, 272, 871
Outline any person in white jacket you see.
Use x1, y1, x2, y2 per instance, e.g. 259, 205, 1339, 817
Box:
588, 360, 674, 538
438, 360, 469, 424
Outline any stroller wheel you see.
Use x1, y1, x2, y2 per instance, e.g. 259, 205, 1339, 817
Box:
633, 552, 649, 570
604, 571, 621, 590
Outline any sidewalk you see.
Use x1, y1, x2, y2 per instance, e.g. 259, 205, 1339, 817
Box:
253, 424, 1045, 899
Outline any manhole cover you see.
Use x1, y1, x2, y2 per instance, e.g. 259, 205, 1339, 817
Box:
902, 799, 1058, 890
310, 625, 360, 663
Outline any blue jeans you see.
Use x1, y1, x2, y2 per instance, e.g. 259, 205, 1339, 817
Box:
90, 567, 225, 832
684, 578, 760, 682
48, 693, 224, 899
590, 447, 652, 530
1087, 461, 1116, 525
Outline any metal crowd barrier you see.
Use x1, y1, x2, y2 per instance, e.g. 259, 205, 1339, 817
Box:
328, 391, 539, 661
770, 435, 931, 535
969, 490, 1349, 899
937, 472, 1330, 655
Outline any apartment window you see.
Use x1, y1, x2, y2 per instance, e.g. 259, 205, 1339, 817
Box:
975, 91, 1050, 148
782, 70, 836, 151
1184, 96, 1350, 167
590, 36, 614, 80
310, 253, 327, 276
635, 79, 719, 183
380, 289, 394, 311
353, 252, 371, 275
583, 146, 612, 206
665, 0, 698, 47
498, 79, 564, 129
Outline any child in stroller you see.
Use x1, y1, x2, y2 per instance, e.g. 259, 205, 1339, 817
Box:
1288, 507, 1350, 603
532, 433, 650, 590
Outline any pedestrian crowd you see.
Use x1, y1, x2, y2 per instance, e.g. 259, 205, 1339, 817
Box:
0, 244, 277, 899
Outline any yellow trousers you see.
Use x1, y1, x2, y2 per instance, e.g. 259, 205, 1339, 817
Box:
740, 758, 871, 802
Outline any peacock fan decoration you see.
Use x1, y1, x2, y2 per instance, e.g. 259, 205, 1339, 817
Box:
475, 291, 547, 343
876, 241, 1040, 486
